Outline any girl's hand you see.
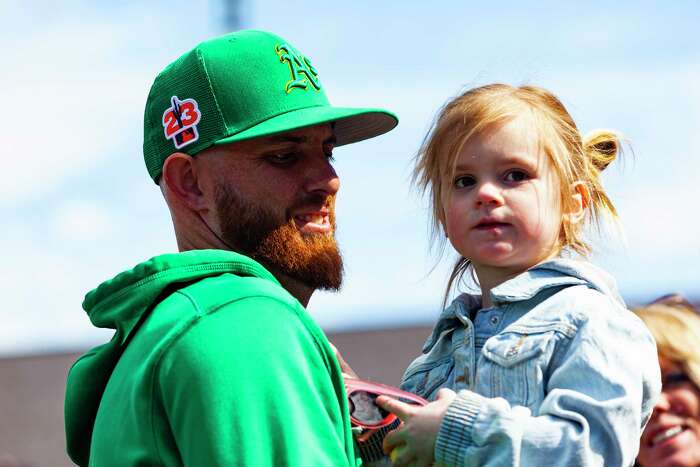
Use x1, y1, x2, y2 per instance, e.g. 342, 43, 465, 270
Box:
377, 388, 456, 467
328, 342, 358, 379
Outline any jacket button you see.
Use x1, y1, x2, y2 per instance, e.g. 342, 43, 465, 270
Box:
455, 374, 470, 385
490, 315, 499, 325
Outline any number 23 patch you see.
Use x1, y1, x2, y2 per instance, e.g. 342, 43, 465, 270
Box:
162, 96, 201, 149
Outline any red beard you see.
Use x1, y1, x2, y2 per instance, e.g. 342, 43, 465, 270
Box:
215, 185, 343, 291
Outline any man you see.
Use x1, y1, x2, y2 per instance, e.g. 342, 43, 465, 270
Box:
64, 30, 397, 466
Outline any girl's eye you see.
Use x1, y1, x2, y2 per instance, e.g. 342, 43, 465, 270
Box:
454, 175, 475, 188
662, 372, 691, 390
504, 170, 529, 183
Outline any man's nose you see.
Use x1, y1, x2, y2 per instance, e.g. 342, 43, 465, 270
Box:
304, 157, 340, 196
475, 181, 504, 207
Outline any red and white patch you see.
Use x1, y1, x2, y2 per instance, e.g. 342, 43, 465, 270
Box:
162, 96, 201, 149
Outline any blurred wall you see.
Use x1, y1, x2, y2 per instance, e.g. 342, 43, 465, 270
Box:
0, 325, 431, 467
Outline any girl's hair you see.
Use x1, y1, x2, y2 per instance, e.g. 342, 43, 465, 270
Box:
413, 84, 622, 303
633, 298, 700, 389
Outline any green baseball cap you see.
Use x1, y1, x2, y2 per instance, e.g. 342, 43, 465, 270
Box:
143, 29, 398, 183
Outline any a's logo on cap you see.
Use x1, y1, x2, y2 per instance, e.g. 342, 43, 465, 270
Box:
162, 96, 201, 149
275, 43, 321, 94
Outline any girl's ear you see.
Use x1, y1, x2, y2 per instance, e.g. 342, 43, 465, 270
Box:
564, 181, 588, 225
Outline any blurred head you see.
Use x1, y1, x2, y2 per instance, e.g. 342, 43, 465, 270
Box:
635, 297, 700, 467
413, 84, 621, 296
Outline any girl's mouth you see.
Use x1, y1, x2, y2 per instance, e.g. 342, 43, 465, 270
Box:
474, 221, 509, 231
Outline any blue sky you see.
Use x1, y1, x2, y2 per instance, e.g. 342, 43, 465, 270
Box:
2, 0, 699, 355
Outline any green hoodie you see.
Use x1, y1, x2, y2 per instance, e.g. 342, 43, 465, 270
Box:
65, 249, 359, 466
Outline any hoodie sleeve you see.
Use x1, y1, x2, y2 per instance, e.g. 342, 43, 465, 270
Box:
434, 302, 661, 466
154, 295, 355, 467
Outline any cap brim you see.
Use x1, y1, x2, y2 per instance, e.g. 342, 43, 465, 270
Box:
214, 106, 398, 147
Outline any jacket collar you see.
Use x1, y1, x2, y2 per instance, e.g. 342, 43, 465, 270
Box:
422, 257, 622, 352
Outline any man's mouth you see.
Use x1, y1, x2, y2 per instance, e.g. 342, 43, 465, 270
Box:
294, 212, 331, 234
650, 425, 686, 446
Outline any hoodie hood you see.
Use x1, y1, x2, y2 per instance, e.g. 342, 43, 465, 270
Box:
65, 249, 277, 465
82, 249, 277, 343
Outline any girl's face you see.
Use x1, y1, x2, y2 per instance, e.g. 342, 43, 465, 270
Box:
444, 114, 568, 284
637, 355, 700, 467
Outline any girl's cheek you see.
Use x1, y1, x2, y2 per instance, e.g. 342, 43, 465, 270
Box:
444, 214, 460, 239
445, 200, 466, 225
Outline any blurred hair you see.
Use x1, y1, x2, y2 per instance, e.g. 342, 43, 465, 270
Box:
413, 84, 623, 302
633, 296, 700, 389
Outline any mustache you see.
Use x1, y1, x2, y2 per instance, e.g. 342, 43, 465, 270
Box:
288, 193, 335, 215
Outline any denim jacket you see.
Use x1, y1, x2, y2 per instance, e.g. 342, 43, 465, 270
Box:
400, 258, 660, 466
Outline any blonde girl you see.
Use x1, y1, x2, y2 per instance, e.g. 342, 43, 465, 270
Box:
377, 84, 661, 466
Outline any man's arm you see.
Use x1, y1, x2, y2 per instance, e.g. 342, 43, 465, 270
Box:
155, 295, 354, 466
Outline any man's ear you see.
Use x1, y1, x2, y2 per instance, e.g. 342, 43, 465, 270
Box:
563, 181, 588, 225
161, 153, 209, 211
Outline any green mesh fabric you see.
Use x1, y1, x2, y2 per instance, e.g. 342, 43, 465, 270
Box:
142, 30, 398, 183
143, 47, 226, 182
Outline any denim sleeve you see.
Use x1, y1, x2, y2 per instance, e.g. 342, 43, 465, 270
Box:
434, 309, 661, 466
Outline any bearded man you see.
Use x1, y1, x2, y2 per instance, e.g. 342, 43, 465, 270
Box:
64, 30, 397, 467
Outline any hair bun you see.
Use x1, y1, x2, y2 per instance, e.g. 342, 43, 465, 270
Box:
583, 129, 621, 172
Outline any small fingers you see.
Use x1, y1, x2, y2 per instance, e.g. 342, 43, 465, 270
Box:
435, 388, 456, 400
388, 445, 414, 467
389, 446, 401, 464
383, 424, 405, 454
377, 395, 415, 421
414, 453, 435, 467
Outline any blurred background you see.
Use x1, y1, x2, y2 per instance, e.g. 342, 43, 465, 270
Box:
2, 0, 698, 465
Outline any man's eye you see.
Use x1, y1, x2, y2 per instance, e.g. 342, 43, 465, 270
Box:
267, 153, 298, 165
324, 144, 335, 162
504, 170, 529, 183
454, 175, 475, 188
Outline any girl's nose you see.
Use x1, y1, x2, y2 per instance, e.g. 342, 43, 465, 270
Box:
475, 181, 504, 207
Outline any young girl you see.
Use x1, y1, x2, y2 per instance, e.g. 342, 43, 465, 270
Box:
376, 84, 661, 466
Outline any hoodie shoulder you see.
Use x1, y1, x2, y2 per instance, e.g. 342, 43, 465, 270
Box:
66, 250, 286, 465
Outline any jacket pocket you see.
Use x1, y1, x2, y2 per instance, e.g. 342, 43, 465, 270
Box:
401, 358, 454, 401
480, 332, 551, 409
